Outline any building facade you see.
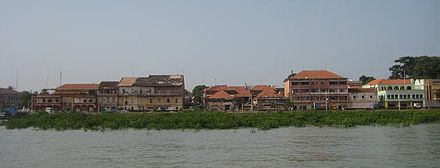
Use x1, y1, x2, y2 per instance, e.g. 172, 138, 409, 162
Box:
424, 79, 440, 108
135, 75, 185, 111
31, 91, 61, 111
97, 81, 119, 112
251, 85, 286, 111
0, 87, 23, 111
363, 79, 424, 109
117, 75, 185, 112
347, 88, 377, 109
203, 85, 252, 111
284, 70, 349, 110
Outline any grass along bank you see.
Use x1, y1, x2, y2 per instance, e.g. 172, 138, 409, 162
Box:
5, 110, 440, 131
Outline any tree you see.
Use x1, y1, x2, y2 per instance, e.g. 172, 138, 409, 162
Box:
21, 91, 33, 108
359, 75, 376, 85
389, 56, 440, 79
192, 85, 208, 105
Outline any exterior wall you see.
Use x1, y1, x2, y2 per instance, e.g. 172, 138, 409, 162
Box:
31, 95, 62, 111
289, 79, 349, 110
206, 101, 235, 111
254, 98, 286, 111
425, 79, 440, 108
0, 89, 22, 110
347, 91, 377, 109
97, 86, 118, 112
117, 85, 184, 112
284, 80, 291, 98
366, 80, 425, 109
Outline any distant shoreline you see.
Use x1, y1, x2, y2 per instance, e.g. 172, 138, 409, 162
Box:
5, 110, 440, 131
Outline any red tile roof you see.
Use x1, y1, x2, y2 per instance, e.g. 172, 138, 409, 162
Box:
56, 84, 99, 90
251, 85, 284, 99
367, 79, 411, 85
291, 70, 345, 80
205, 85, 251, 99
208, 90, 234, 99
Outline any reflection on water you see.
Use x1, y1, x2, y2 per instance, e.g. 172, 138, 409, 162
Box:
1, 123, 440, 168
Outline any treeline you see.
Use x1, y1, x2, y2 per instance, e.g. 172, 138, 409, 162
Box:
389, 56, 440, 79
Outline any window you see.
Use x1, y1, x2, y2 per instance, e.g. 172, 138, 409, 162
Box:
158, 98, 161, 103
387, 86, 393, 90
394, 86, 399, 90
370, 96, 373, 99
362, 96, 365, 99
167, 98, 170, 103
353, 96, 357, 99
150, 99, 153, 103
176, 98, 178, 103
407, 86, 412, 90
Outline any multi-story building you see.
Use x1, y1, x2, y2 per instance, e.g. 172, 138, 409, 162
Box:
97, 81, 119, 112
31, 90, 61, 111
203, 85, 252, 111
32, 84, 99, 112
363, 79, 424, 109
203, 85, 285, 111
117, 75, 185, 112
117, 77, 138, 111
135, 75, 185, 111
347, 88, 377, 109
56, 84, 99, 112
251, 85, 286, 111
0, 87, 23, 111
284, 70, 349, 110
424, 79, 440, 108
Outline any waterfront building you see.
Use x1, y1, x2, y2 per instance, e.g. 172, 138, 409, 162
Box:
0, 87, 23, 110
31, 89, 61, 111
251, 85, 286, 111
203, 85, 285, 111
135, 75, 185, 111
284, 70, 349, 110
203, 85, 252, 111
56, 84, 99, 112
97, 81, 119, 112
117, 75, 185, 112
117, 77, 140, 111
363, 79, 424, 109
347, 88, 377, 109
423, 79, 440, 108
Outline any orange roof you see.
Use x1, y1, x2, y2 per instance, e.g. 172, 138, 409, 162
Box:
251, 85, 284, 99
208, 90, 234, 99
205, 85, 251, 99
56, 84, 98, 90
292, 70, 345, 80
367, 79, 411, 85
118, 77, 137, 87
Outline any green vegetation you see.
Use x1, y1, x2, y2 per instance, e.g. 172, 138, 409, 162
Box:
389, 56, 440, 79
5, 110, 440, 131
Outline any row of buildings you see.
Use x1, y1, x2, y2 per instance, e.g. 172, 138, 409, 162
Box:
4, 70, 438, 112
202, 70, 440, 111
31, 75, 185, 112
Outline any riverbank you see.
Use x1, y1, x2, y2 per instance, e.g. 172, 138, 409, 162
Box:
5, 110, 440, 130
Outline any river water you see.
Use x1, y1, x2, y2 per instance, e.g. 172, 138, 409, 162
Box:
1, 124, 440, 168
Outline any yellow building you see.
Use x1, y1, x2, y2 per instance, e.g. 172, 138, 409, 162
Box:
117, 75, 185, 112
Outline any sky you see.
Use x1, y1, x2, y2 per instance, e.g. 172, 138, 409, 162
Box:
1, 0, 439, 91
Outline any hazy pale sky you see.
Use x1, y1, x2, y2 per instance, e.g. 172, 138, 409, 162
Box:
1, 0, 439, 91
